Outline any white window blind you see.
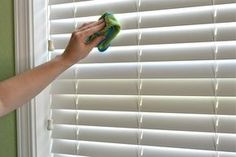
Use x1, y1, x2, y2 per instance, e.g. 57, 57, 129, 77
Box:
48, 0, 236, 157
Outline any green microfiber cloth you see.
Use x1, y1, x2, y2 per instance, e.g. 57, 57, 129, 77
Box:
87, 12, 121, 52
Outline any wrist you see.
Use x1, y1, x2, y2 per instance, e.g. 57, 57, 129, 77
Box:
61, 49, 80, 65
56, 54, 74, 69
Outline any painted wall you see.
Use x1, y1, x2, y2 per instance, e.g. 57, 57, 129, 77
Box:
0, 0, 17, 157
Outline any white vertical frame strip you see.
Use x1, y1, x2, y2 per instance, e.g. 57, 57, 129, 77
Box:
15, 0, 50, 157
14, 0, 37, 157
33, 0, 52, 156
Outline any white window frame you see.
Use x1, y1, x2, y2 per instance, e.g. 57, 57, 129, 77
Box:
14, 0, 50, 157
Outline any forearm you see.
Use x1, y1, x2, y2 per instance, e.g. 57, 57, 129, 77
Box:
0, 55, 72, 116
0, 20, 105, 117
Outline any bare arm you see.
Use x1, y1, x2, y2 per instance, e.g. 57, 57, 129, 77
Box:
0, 20, 105, 117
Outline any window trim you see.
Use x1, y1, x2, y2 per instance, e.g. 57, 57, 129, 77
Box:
14, 0, 49, 157
14, 0, 37, 156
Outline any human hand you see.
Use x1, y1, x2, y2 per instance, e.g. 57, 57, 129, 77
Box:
61, 20, 105, 65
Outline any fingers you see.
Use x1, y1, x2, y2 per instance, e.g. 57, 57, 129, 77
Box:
88, 35, 105, 48
83, 21, 106, 37
77, 19, 104, 32
77, 21, 94, 30
81, 19, 104, 32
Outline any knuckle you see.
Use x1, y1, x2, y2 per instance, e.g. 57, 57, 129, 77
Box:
81, 23, 86, 27
72, 31, 77, 37
74, 32, 82, 40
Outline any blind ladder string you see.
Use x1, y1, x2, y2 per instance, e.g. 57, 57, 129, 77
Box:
75, 67, 80, 156
136, 0, 143, 157
211, 1, 220, 157
72, 0, 80, 156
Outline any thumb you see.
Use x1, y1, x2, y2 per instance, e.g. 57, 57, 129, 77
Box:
89, 36, 105, 48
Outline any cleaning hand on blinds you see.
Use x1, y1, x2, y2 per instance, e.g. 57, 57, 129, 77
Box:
0, 20, 105, 117
87, 12, 121, 52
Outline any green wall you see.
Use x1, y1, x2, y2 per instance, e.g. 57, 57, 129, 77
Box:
0, 0, 17, 157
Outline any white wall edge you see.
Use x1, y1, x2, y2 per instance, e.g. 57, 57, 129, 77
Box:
14, 0, 37, 157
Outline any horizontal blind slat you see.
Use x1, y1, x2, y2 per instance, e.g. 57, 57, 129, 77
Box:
56, 61, 236, 79
51, 4, 236, 34
52, 139, 236, 156
51, 24, 236, 49
50, 0, 236, 6
50, 0, 236, 20
52, 125, 236, 152
51, 42, 236, 63
51, 79, 236, 96
50, 0, 137, 20
52, 110, 236, 133
49, 0, 92, 5
51, 95, 236, 115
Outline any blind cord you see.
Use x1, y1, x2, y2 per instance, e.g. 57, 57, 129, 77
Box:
73, 0, 78, 30
75, 67, 80, 156
211, 1, 220, 157
136, 0, 143, 157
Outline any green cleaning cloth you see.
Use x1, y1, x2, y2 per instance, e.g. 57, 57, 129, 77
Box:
87, 12, 121, 52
